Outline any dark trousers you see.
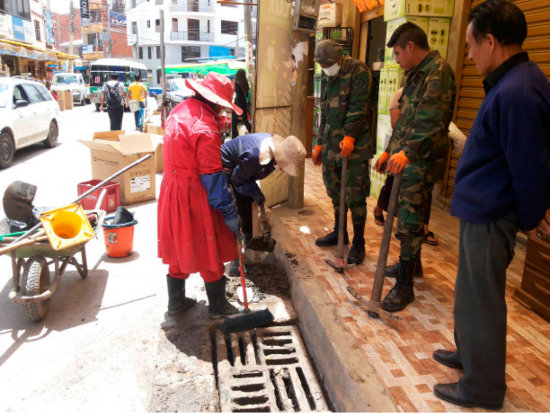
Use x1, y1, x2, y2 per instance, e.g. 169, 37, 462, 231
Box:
377, 174, 432, 226
454, 213, 518, 404
231, 112, 251, 138
233, 188, 253, 235
108, 106, 124, 131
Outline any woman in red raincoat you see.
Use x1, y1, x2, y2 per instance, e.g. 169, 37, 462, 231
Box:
158, 72, 243, 318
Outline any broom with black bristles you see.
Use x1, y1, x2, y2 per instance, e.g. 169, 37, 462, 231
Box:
220, 237, 274, 334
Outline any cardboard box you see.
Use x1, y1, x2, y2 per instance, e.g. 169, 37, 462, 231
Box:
64, 90, 73, 110
384, 0, 454, 21
79, 131, 156, 205
376, 113, 392, 155
378, 68, 389, 115
149, 133, 164, 173
317, 3, 342, 28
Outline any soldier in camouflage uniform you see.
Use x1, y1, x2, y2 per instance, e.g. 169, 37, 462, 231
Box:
374, 23, 456, 311
312, 40, 373, 265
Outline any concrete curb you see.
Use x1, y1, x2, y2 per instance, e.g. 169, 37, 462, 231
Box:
269, 205, 397, 412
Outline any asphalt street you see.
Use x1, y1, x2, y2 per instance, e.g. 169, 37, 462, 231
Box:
0, 104, 219, 412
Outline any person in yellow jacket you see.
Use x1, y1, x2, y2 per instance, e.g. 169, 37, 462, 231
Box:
128, 73, 148, 131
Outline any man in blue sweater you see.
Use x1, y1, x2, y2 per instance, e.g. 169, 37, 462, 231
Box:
433, 0, 550, 409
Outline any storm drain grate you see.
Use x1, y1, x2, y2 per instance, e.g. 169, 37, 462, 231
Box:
213, 325, 328, 412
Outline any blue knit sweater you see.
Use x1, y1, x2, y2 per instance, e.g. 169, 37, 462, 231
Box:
451, 57, 550, 231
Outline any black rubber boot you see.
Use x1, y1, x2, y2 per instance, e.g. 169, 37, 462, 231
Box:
316, 210, 349, 246
381, 258, 416, 312
385, 256, 423, 278
347, 218, 366, 265
166, 274, 196, 315
229, 233, 252, 277
205, 277, 239, 319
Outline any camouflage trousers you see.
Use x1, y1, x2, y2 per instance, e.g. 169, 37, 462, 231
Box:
395, 179, 434, 260
322, 161, 370, 226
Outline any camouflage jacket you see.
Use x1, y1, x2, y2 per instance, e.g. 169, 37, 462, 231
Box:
386, 50, 456, 183
316, 55, 373, 166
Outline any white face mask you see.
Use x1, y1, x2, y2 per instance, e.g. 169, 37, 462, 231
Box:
322, 63, 340, 77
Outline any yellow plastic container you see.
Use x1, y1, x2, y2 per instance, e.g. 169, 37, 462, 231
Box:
40, 203, 94, 250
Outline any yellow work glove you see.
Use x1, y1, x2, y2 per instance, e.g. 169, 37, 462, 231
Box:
339, 135, 355, 158
387, 150, 410, 174
374, 151, 390, 173
312, 144, 323, 166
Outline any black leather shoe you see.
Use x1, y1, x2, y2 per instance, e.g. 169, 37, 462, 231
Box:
433, 349, 463, 369
315, 231, 349, 246
433, 383, 503, 410
346, 243, 365, 265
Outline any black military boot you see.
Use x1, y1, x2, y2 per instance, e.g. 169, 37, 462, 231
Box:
205, 277, 239, 319
316, 210, 349, 246
385, 256, 423, 278
347, 217, 366, 265
229, 233, 252, 277
381, 258, 416, 312
166, 274, 196, 315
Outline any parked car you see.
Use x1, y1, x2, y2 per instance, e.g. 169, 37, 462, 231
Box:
0, 77, 60, 168
50, 73, 89, 106
166, 78, 194, 108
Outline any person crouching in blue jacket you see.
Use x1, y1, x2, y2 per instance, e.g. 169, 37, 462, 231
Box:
221, 133, 306, 276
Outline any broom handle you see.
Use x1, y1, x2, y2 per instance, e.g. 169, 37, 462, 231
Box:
370, 172, 403, 302
8, 154, 152, 246
237, 237, 249, 311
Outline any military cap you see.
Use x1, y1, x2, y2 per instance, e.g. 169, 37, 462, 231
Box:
314, 40, 342, 66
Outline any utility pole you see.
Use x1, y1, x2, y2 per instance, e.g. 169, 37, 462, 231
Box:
106, 0, 112, 57
244, 4, 254, 131
69, 0, 74, 72
160, 8, 168, 122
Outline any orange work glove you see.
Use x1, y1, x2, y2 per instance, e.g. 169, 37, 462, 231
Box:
312, 144, 323, 166
339, 135, 355, 158
387, 150, 410, 174
374, 151, 390, 173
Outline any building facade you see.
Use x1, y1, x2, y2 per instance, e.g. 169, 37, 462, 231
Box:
126, 0, 245, 86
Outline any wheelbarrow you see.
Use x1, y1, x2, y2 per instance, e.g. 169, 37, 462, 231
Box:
0, 155, 151, 322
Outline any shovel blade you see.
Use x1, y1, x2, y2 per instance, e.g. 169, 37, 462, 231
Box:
246, 237, 276, 253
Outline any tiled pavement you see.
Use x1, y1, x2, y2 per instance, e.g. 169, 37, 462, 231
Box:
270, 159, 550, 412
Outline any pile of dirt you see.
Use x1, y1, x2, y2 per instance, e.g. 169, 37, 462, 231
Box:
225, 261, 290, 303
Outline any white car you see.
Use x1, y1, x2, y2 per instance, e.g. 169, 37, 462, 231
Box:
51, 73, 89, 106
0, 78, 60, 169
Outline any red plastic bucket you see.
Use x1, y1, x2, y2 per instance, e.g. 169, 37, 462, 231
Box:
102, 217, 137, 258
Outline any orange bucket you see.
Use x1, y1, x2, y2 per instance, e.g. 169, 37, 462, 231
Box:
102, 217, 137, 258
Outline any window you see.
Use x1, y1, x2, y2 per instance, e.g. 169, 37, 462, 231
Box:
172, 18, 178, 32
156, 46, 161, 59
36, 84, 54, 101
34, 20, 41, 41
148, 47, 152, 59
138, 47, 143, 59
147, 20, 150, 28
156, 0, 163, 4
221, 20, 238, 35
188, 19, 199, 41
22, 84, 45, 104
157, 69, 161, 84
181, 46, 200, 61
132, 21, 137, 34
187, 0, 199, 12
207, 20, 210, 33
0, 0, 31, 20
155, 19, 160, 32
132, 0, 136, 7
13, 85, 28, 104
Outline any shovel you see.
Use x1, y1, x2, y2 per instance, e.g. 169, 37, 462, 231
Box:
366, 171, 403, 320
246, 202, 276, 253
326, 157, 352, 273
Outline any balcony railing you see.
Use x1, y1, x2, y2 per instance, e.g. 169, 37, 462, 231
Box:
170, 31, 213, 42
170, 0, 214, 13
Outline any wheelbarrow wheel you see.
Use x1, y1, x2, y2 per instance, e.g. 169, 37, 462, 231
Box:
22, 256, 51, 322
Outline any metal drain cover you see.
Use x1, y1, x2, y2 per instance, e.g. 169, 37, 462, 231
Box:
214, 325, 328, 412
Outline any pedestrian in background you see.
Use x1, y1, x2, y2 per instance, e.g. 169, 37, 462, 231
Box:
232, 69, 251, 138
128, 73, 148, 131
374, 23, 456, 312
157, 72, 243, 318
312, 39, 373, 265
221, 133, 306, 276
100, 73, 127, 131
433, 0, 550, 409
